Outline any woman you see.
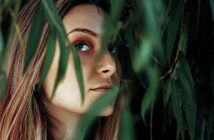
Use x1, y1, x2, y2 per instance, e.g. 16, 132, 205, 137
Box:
0, 0, 127, 139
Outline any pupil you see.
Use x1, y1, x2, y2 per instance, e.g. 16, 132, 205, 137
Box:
77, 43, 83, 49
109, 47, 116, 53
76, 43, 88, 51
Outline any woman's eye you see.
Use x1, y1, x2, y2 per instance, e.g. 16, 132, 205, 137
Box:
74, 41, 90, 51
108, 46, 116, 54
108, 40, 118, 54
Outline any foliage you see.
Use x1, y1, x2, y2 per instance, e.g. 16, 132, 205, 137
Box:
0, 0, 214, 139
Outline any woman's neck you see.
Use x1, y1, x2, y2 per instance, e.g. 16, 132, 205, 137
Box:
49, 105, 81, 140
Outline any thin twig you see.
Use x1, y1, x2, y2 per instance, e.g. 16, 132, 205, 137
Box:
160, 43, 180, 80
160, 13, 185, 81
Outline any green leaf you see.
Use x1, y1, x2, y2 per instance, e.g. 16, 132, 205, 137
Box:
41, 0, 63, 31
177, 24, 196, 140
51, 33, 69, 99
41, 0, 68, 99
135, 0, 166, 67
171, 80, 184, 140
0, 71, 7, 100
70, 46, 85, 103
133, 39, 152, 73
41, 0, 85, 102
75, 85, 120, 140
169, 53, 196, 140
141, 67, 159, 123
140, 0, 162, 44
24, 4, 44, 72
101, 0, 124, 52
164, 79, 172, 106
178, 55, 196, 140
119, 109, 135, 140
165, 0, 184, 64
37, 28, 56, 90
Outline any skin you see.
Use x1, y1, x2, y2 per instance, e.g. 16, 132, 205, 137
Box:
43, 4, 120, 139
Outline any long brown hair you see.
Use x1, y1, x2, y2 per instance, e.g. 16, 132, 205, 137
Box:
0, 0, 124, 139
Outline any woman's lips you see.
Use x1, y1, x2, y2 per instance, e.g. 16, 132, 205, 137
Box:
90, 84, 113, 93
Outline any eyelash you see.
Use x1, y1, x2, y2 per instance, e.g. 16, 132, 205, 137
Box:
72, 38, 117, 55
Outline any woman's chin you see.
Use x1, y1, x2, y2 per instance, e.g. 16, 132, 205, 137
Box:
97, 106, 114, 117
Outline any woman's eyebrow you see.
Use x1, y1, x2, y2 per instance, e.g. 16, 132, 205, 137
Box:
66, 28, 98, 37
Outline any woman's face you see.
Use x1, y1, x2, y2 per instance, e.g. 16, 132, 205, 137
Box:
43, 4, 120, 116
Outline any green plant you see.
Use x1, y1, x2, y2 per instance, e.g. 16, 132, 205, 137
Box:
0, 0, 213, 139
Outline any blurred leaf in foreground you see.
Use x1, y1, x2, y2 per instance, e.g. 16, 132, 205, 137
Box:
24, 4, 44, 72
75, 85, 119, 140
41, 0, 85, 102
38, 28, 56, 90
119, 108, 135, 140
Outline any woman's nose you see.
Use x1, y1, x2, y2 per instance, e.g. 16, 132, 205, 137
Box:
96, 51, 116, 77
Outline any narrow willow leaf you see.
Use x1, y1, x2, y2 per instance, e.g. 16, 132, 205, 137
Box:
0, 29, 6, 100
41, 0, 69, 99
119, 109, 135, 140
41, 0, 63, 30
24, 4, 44, 72
165, 0, 184, 64
170, 52, 196, 140
132, 0, 164, 71
0, 71, 6, 100
75, 86, 119, 140
51, 33, 69, 99
139, 0, 162, 45
70, 46, 85, 103
141, 67, 159, 123
42, 0, 85, 102
179, 54, 196, 140
171, 80, 184, 140
37, 28, 56, 90
178, 25, 188, 54
141, 0, 166, 67
126, 24, 148, 87
154, 0, 167, 67
164, 79, 172, 106
133, 39, 152, 73
101, 0, 124, 52
177, 24, 196, 140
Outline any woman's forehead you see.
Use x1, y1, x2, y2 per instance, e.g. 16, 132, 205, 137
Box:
63, 4, 106, 36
